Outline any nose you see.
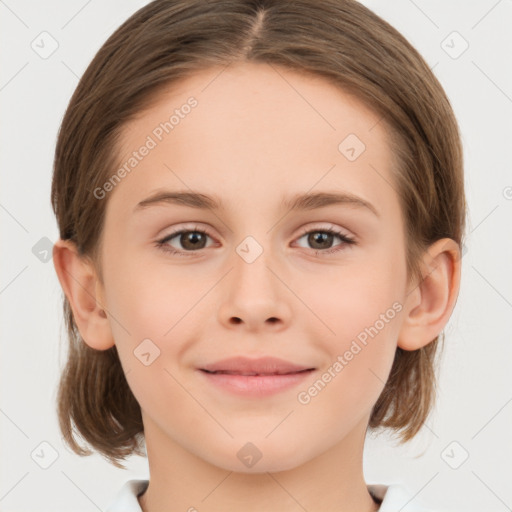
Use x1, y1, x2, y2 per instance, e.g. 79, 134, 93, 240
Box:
217, 241, 292, 333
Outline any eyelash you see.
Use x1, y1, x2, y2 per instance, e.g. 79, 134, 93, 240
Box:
155, 224, 356, 257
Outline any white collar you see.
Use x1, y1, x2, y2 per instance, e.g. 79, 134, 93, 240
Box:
106, 479, 435, 511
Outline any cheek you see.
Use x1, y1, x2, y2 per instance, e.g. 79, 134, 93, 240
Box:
102, 253, 213, 387
104, 251, 207, 340
297, 261, 404, 400
305, 256, 405, 340
296, 294, 402, 432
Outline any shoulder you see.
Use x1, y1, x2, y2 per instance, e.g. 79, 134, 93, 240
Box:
105, 479, 149, 512
368, 482, 445, 512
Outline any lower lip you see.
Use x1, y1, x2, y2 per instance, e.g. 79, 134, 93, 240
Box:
198, 369, 315, 398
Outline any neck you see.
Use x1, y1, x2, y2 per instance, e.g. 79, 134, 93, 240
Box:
138, 415, 379, 512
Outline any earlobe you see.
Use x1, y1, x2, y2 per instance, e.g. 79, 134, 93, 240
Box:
52, 239, 115, 350
397, 238, 462, 351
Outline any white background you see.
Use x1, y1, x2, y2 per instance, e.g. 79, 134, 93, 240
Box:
1, 1, 511, 510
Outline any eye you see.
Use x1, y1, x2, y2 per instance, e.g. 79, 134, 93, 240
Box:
155, 225, 215, 256
155, 224, 356, 257
294, 225, 356, 255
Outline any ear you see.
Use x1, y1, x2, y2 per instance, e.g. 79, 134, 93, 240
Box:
52, 239, 115, 350
397, 238, 462, 351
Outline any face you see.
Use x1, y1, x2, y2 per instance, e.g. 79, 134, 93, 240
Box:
96, 61, 410, 473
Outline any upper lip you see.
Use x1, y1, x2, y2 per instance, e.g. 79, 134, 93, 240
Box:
200, 356, 315, 376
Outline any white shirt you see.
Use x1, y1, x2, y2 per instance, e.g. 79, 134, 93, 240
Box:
105, 479, 437, 511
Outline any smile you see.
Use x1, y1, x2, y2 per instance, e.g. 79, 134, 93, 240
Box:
197, 356, 316, 397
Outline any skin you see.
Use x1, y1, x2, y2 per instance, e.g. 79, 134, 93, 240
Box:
53, 61, 461, 512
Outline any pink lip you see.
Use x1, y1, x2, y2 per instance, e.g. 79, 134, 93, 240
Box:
198, 356, 315, 397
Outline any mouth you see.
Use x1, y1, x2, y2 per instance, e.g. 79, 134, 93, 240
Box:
197, 357, 316, 397
200, 368, 314, 376
199, 356, 315, 375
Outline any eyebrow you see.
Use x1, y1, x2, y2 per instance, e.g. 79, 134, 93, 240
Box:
134, 190, 379, 217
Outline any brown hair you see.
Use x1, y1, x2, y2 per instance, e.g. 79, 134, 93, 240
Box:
51, 0, 466, 468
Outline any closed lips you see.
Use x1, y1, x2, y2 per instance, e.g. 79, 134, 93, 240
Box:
201, 369, 314, 376
199, 356, 315, 375
198, 356, 317, 397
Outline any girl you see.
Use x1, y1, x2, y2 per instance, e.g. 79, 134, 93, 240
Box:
51, 1, 465, 510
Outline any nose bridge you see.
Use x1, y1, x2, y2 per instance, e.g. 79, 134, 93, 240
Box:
217, 231, 292, 330
232, 232, 279, 299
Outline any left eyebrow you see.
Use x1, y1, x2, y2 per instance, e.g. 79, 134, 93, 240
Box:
133, 190, 379, 218
282, 191, 379, 217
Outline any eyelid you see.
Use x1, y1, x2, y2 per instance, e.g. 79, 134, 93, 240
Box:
160, 222, 211, 238
158, 222, 354, 240
296, 222, 354, 239
157, 223, 217, 247
292, 223, 357, 254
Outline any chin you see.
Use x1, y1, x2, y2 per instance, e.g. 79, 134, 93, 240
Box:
200, 437, 312, 474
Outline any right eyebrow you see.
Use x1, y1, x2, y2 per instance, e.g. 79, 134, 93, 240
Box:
134, 190, 221, 212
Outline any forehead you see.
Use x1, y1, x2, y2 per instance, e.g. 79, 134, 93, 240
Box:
121, 61, 387, 147
109, 61, 398, 220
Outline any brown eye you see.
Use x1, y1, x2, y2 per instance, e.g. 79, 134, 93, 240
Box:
156, 228, 214, 255
307, 231, 335, 250
295, 227, 356, 255
176, 231, 208, 250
